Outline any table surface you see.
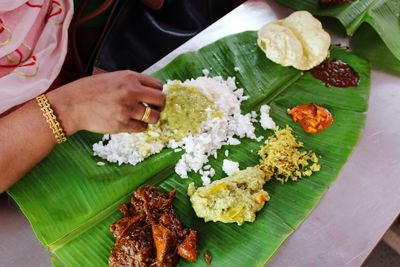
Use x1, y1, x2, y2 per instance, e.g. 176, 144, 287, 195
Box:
1, 1, 399, 266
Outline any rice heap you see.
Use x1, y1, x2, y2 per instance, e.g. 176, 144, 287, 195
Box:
93, 72, 276, 185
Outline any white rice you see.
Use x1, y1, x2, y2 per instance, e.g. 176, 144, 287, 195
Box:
93, 73, 276, 185
202, 68, 210, 76
222, 159, 240, 176
260, 104, 276, 130
256, 136, 264, 142
168, 74, 257, 180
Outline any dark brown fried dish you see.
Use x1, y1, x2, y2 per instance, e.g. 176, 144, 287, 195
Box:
109, 186, 198, 267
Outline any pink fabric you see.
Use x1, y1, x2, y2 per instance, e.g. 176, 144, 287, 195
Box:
0, 0, 74, 114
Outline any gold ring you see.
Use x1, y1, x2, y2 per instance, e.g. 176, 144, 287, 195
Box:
141, 106, 152, 123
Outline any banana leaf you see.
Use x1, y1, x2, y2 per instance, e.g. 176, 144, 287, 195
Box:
350, 22, 400, 75
8, 31, 370, 266
276, 0, 400, 75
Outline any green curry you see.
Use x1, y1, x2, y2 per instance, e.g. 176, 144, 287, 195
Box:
158, 81, 221, 141
145, 82, 221, 145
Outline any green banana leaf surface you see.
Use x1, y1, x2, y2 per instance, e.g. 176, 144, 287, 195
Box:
276, 0, 400, 75
8, 31, 370, 266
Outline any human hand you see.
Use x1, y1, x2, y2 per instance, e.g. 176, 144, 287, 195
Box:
47, 70, 165, 135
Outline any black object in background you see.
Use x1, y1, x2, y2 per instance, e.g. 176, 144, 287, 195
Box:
93, 0, 234, 73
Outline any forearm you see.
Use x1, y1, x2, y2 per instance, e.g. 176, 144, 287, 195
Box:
0, 99, 57, 193
0, 70, 164, 193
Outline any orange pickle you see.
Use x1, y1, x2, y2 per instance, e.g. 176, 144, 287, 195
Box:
288, 104, 333, 134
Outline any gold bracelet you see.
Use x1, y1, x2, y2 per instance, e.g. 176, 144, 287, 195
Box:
36, 94, 67, 144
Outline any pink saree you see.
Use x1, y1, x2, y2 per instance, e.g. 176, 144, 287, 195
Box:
0, 0, 73, 114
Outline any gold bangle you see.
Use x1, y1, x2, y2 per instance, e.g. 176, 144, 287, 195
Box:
36, 94, 67, 144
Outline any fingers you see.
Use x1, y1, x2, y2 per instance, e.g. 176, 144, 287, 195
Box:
121, 70, 163, 90
117, 103, 160, 125
137, 86, 166, 108
113, 71, 164, 130
138, 74, 163, 90
122, 72, 165, 108
129, 103, 160, 124
120, 85, 165, 110
118, 120, 148, 133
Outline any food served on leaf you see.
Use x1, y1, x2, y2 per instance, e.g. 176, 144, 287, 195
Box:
8, 29, 372, 267
188, 167, 271, 225
93, 74, 276, 185
222, 159, 240, 176
258, 126, 320, 183
288, 104, 333, 134
188, 126, 321, 224
259, 104, 276, 129
320, 0, 354, 7
310, 59, 360, 87
257, 11, 330, 70
159, 81, 222, 142
109, 186, 197, 267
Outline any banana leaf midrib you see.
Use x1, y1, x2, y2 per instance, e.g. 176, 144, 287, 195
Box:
42, 62, 302, 253
257, 209, 298, 265
250, 72, 302, 112
346, 0, 380, 35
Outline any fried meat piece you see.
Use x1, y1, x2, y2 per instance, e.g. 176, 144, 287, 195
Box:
109, 186, 197, 267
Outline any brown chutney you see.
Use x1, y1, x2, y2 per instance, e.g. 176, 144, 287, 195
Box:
310, 59, 360, 88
